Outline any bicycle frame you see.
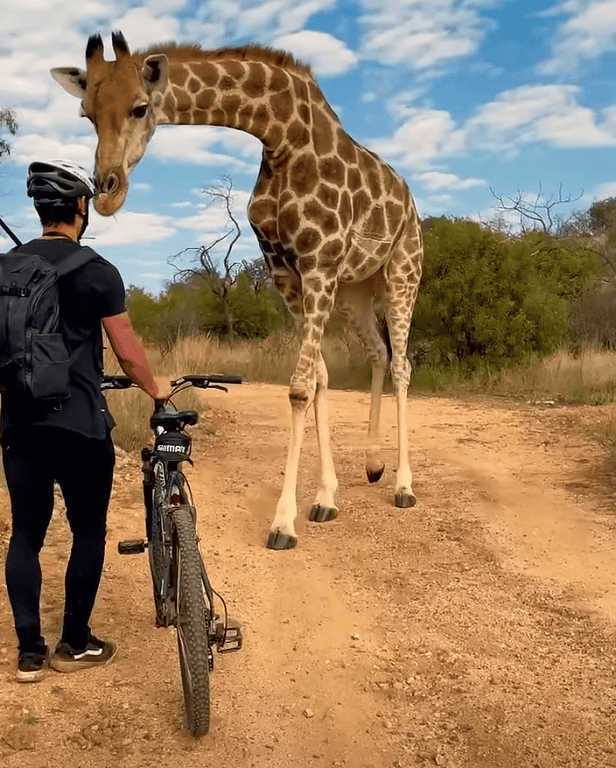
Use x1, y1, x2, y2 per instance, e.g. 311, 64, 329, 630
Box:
105, 372, 243, 736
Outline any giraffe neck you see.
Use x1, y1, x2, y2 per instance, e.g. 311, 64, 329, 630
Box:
152, 49, 328, 159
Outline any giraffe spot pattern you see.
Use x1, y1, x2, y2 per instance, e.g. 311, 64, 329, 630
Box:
196, 62, 220, 88
299, 254, 318, 273
347, 167, 361, 192
352, 189, 370, 219
172, 87, 192, 113
172, 64, 190, 88
365, 206, 385, 235
296, 228, 322, 254
222, 94, 241, 122
269, 67, 290, 92
367, 170, 382, 199
270, 90, 294, 123
312, 106, 334, 155
188, 77, 201, 94
319, 157, 345, 187
337, 130, 358, 165
287, 120, 310, 149
317, 184, 339, 209
278, 205, 300, 239
196, 88, 216, 110
292, 75, 309, 103
264, 123, 284, 148
250, 103, 269, 136
221, 60, 245, 80
243, 63, 267, 98
237, 103, 254, 131
320, 239, 344, 261
289, 154, 318, 197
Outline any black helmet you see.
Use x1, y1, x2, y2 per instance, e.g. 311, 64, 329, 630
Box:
27, 159, 96, 203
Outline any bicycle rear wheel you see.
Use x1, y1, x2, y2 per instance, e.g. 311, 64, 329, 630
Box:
171, 504, 211, 736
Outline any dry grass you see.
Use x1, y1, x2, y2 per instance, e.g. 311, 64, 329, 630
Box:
106, 332, 616, 451
486, 347, 616, 403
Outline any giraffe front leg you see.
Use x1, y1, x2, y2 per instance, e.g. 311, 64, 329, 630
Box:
267, 392, 310, 550
393, 366, 416, 508
365, 360, 386, 484
308, 353, 339, 523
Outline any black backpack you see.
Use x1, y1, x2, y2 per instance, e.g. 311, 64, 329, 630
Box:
0, 243, 96, 402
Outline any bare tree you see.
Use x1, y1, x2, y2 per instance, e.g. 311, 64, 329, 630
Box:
170, 176, 245, 339
490, 184, 583, 235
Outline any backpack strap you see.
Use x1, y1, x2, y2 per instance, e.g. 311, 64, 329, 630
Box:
54, 242, 98, 277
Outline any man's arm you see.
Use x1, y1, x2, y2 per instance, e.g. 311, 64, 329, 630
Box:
102, 312, 171, 401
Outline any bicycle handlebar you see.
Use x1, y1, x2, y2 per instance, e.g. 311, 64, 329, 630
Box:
101, 374, 243, 392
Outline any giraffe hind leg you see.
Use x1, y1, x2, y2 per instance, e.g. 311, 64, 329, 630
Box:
335, 281, 388, 485
308, 351, 339, 523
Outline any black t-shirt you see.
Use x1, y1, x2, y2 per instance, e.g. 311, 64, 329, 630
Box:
1, 238, 126, 440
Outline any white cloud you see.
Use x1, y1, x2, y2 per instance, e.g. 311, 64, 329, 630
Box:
591, 181, 616, 201
414, 171, 484, 191
11, 132, 97, 170
272, 31, 358, 76
465, 85, 616, 152
357, 0, 496, 72
149, 126, 261, 172
88, 211, 176, 246
105, 9, 181, 51
369, 108, 465, 170
539, 0, 616, 75
189, 0, 338, 43
176, 189, 252, 237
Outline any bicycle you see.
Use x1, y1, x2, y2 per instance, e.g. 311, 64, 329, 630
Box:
102, 373, 243, 737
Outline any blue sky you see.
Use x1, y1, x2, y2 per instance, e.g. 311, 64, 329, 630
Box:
2, 0, 616, 293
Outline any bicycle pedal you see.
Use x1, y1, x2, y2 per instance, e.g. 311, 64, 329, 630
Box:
118, 539, 146, 555
215, 618, 243, 653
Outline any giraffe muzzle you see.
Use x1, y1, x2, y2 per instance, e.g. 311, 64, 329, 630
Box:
93, 170, 127, 216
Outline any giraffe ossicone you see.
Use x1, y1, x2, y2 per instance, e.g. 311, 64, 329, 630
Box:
52, 32, 423, 550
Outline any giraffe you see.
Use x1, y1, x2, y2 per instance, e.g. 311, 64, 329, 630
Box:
51, 32, 423, 550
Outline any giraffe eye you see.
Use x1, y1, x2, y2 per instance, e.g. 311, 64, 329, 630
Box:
132, 104, 148, 119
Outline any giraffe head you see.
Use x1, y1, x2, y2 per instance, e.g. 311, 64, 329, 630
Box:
51, 32, 168, 216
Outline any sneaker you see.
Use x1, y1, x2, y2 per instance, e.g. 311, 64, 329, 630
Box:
50, 635, 117, 673
16, 649, 49, 683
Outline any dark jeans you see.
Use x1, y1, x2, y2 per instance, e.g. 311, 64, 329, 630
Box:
2, 426, 115, 653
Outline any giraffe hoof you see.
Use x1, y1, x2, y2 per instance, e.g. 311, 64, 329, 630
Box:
266, 531, 298, 550
309, 504, 338, 523
366, 464, 385, 484
395, 491, 417, 508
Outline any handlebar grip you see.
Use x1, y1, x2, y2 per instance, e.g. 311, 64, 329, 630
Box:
205, 374, 243, 385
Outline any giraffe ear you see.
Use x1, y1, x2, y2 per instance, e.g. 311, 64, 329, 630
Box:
142, 54, 168, 93
50, 67, 88, 99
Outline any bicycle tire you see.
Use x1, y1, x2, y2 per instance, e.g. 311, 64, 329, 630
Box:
172, 505, 211, 736
149, 462, 169, 625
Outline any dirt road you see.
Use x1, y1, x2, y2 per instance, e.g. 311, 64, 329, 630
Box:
2, 382, 616, 768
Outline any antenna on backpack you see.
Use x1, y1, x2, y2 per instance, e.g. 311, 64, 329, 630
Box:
0, 216, 22, 247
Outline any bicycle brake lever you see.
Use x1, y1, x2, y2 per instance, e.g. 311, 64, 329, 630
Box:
208, 384, 228, 393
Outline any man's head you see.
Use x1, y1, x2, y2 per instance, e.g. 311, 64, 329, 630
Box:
27, 160, 96, 237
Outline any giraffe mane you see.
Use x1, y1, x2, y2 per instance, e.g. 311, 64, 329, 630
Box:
134, 41, 312, 76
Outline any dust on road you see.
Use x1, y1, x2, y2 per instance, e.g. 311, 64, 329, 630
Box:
1, 382, 616, 768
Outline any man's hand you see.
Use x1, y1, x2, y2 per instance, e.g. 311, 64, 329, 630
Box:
153, 376, 173, 403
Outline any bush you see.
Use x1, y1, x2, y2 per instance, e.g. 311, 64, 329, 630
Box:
412, 219, 599, 371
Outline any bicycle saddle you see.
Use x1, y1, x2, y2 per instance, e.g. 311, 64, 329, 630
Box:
151, 409, 199, 431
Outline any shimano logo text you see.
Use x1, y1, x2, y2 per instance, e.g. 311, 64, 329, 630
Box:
158, 444, 186, 452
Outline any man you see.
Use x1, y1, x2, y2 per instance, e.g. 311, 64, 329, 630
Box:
1, 159, 171, 682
